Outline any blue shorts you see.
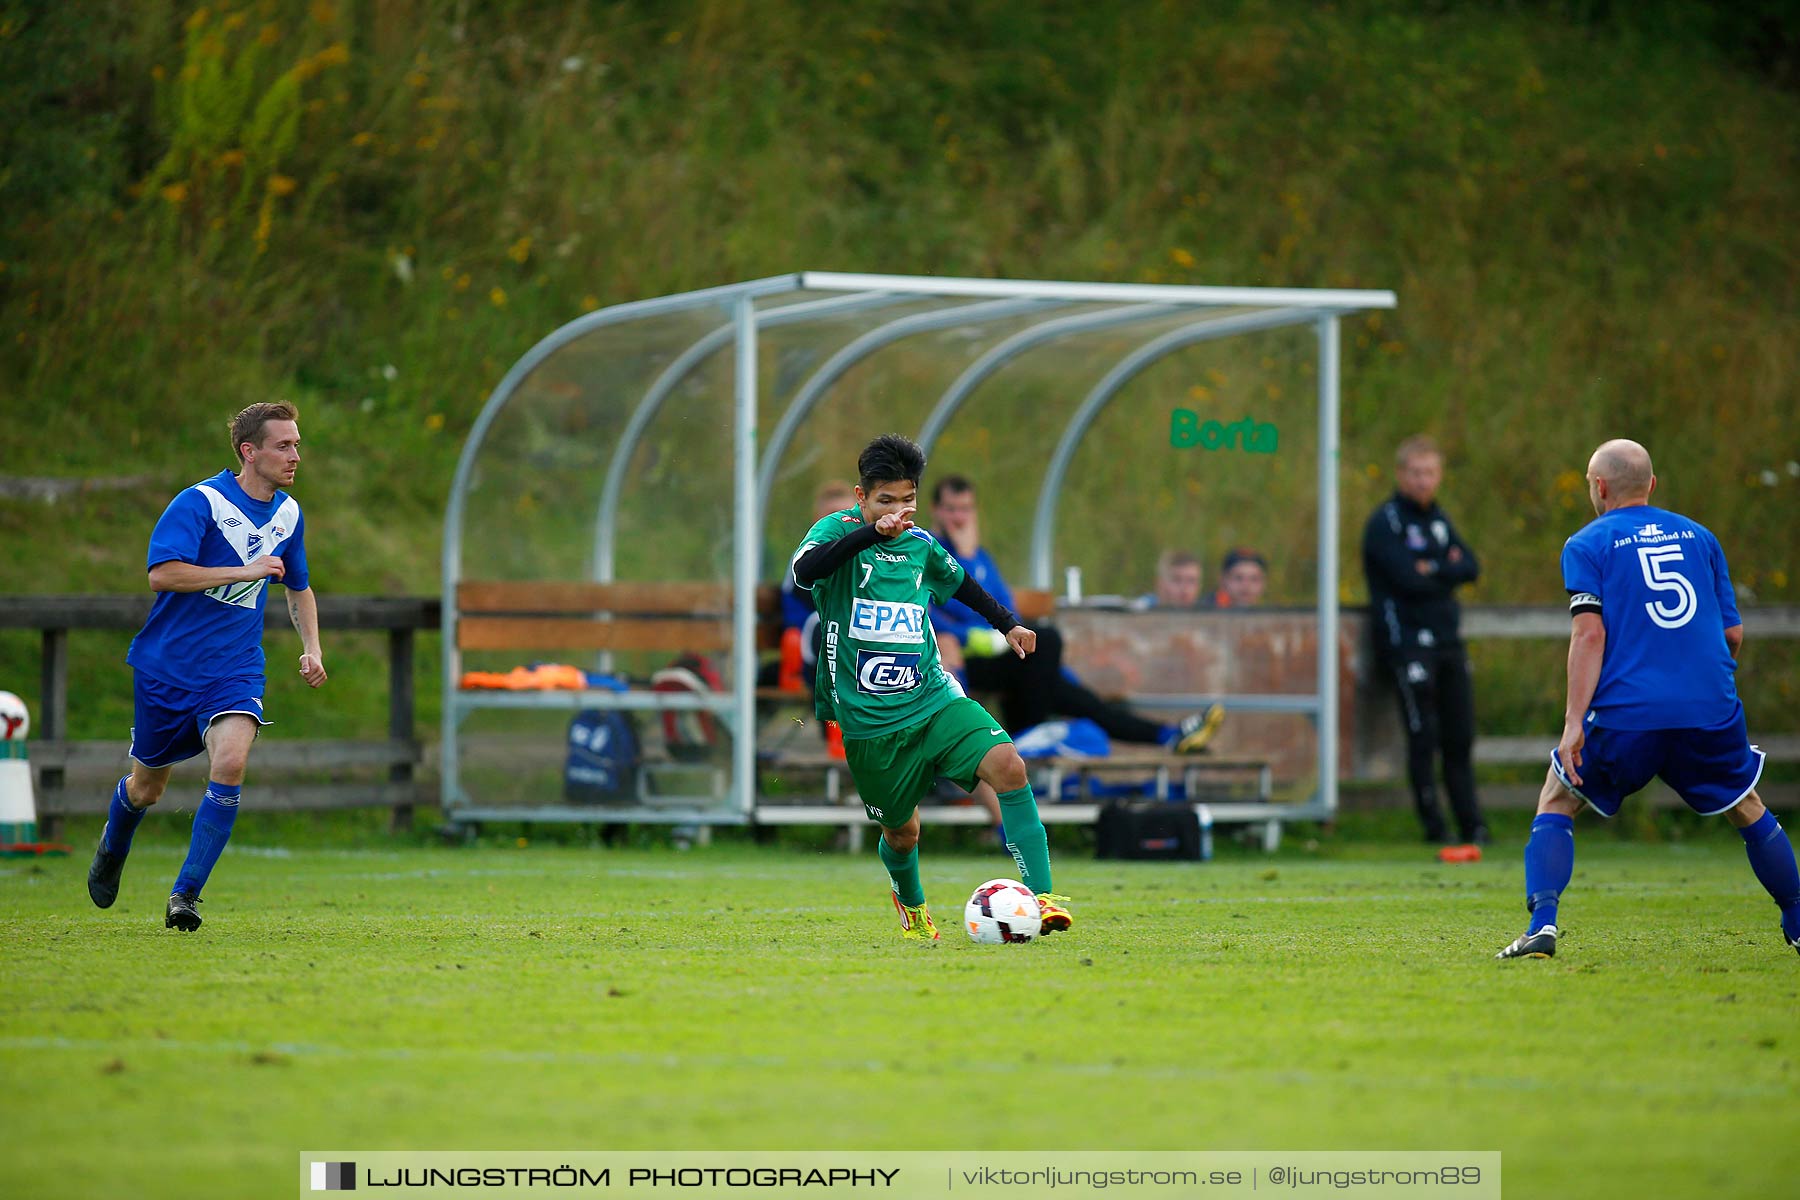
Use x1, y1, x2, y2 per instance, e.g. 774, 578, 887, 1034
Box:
1550, 708, 1765, 818
130, 671, 270, 769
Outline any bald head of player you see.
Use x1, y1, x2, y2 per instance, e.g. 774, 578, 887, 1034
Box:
1586, 438, 1657, 515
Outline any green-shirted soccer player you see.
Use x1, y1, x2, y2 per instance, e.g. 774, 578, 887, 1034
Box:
791, 434, 1072, 942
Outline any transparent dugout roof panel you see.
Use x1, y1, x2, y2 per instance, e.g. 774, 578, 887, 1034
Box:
448, 273, 1394, 591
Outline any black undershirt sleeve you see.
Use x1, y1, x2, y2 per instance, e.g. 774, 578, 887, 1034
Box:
952, 574, 1018, 635
792, 524, 883, 588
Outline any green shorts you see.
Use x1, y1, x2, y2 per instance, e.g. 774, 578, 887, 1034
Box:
842, 697, 1012, 828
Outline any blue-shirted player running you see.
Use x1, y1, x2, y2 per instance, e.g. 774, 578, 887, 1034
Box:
86, 403, 327, 932
1498, 439, 1800, 959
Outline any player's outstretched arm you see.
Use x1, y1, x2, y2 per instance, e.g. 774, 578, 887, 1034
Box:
792, 524, 884, 588
287, 587, 327, 687
948, 575, 1026, 657
148, 556, 286, 593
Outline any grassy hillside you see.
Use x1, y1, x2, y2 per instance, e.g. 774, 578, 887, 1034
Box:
2, 0, 1796, 737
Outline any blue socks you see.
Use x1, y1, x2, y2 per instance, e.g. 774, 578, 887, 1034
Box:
102, 775, 148, 858
173, 782, 240, 899
1738, 810, 1800, 944
1156, 724, 1180, 747
1522, 807, 1800, 945
1523, 812, 1576, 932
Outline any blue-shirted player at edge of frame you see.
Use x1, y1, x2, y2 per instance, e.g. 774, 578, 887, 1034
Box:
86, 402, 327, 932
790, 434, 1072, 942
1497, 438, 1800, 960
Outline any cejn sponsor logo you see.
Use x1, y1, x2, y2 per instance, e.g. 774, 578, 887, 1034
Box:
856, 650, 922, 695
849, 598, 926, 644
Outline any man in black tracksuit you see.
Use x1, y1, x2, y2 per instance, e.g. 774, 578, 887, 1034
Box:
1362, 435, 1488, 845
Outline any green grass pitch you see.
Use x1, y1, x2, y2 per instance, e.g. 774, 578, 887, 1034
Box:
3, 826, 1795, 1199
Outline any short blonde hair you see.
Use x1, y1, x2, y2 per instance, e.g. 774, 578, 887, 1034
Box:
230, 402, 298, 464
814, 479, 855, 507
1395, 434, 1440, 470
1157, 549, 1201, 576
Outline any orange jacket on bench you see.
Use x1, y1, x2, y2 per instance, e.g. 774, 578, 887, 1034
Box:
458, 663, 589, 691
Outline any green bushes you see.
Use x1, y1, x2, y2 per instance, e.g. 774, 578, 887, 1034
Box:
0, 0, 1794, 734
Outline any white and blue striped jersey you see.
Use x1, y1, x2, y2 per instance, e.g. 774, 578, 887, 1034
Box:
1561, 504, 1740, 730
126, 470, 309, 687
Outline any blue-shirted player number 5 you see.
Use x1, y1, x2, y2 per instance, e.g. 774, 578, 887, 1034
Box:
1637, 544, 1696, 629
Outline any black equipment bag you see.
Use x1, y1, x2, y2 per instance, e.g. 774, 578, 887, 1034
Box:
1094, 800, 1203, 861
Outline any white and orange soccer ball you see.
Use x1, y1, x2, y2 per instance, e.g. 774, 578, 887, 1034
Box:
964, 878, 1040, 944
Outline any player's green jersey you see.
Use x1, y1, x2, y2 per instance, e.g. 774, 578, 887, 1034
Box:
791, 506, 967, 738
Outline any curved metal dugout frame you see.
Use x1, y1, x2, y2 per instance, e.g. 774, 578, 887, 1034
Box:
590, 289, 907, 583
751, 296, 1061, 519
914, 303, 1179, 460
442, 272, 1393, 826
441, 275, 799, 819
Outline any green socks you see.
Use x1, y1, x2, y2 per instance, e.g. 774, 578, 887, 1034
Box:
998, 785, 1052, 894
878, 834, 925, 906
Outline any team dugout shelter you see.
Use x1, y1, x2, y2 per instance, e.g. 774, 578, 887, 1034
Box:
441, 272, 1396, 835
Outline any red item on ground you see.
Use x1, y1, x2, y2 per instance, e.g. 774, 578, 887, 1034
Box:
778, 627, 804, 691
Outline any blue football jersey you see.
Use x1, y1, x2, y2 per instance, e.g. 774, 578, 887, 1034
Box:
126, 471, 310, 687
1560, 505, 1740, 730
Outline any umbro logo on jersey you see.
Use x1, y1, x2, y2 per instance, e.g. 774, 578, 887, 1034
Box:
222, 517, 243, 528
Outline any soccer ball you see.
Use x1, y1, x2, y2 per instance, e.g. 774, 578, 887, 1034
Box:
964, 879, 1040, 944
0, 691, 27, 741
